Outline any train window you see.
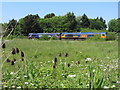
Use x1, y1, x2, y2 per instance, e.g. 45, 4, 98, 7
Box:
102, 34, 105, 36
66, 34, 73, 37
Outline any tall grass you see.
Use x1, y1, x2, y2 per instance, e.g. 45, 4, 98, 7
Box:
1, 39, 119, 88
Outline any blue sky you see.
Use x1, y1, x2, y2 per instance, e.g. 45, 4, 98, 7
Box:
2, 2, 118, 24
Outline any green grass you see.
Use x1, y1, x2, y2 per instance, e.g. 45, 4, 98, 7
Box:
2, 39, 119, 88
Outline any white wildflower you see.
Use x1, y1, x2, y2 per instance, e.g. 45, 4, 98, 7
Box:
93, 69, 95, 72
10, 72, 14, 75
103, 69, 106, 71
30, 83, 34, 86
68, 74, 76, 78
48, 61, 50, 63
3, 85, 7, 88
24, 75, 27, 78
12, 85, 15, 88
103, 86, 109, 88
17, 86, 21, 89
116, 81, 120, 84
86, 58, 92, 61
24, 82, 28, 85
86, 84, 89, 87
112, 85, 116, 87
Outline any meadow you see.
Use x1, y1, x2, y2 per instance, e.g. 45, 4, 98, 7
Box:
1, 39, 119, 88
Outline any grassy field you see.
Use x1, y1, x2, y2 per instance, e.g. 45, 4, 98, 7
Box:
2, 39, 119, 88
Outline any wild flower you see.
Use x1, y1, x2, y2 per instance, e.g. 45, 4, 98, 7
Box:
21, 51, 25, 57
17, 86, 21, 89
11, 61, 14, 65
68, 74, 76, 78
86, 58, 92, 61
24, 82, 28, 85
12, 48, 16, 55
112, 85, 116, 88
116, 81, 120, 84
24, 75, 27, 78
12, 85, 15, 88
10, 72, 14, 75
53, 64, 56, 69
3, 85, 7, 88
93, 70, 95, 72
16, 48, 19, 53
67, 63, 70, 67
58, 53, 62, 57
65, 53, 68, 57
54, 57, 57, 63
30, 83, 34, 86
103, 86, 109, 88
6, 58, 10, 62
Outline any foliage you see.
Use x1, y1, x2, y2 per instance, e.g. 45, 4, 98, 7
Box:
108, 19, 120, 32
80, 14, 90, 28
19, 14, 43, 35
39, 34, 50, 40
44, 13, 55, 18
107, 32, 117, 40
50, 35, 59, 40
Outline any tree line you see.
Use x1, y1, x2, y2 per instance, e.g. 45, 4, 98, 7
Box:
1, 12, 120, 37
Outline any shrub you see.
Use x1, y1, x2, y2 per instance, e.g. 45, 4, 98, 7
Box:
50, 35, 59, 40
87, 34, 106, 41
106, 32, 117, 40
39, 34, 50, 40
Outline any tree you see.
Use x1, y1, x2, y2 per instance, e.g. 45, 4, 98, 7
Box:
108, 19, 120, 32
3, 19, 17, 37
44, 13, 55, 18
80, 14, 90, 28
19, 14, 43, 35
65, 12, 77, 32
89, 19, 104, 30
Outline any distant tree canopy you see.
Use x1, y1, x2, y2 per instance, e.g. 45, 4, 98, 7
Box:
108, 18, 120, 32
3, 12, 118, 37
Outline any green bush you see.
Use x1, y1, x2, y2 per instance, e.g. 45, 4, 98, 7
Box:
87, 34, 106, 41
50, 35, 59, 40
107, 32, 117, 40
39, 34, 50, 40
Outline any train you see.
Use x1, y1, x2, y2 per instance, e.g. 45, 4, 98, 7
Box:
28, 32, 107, 40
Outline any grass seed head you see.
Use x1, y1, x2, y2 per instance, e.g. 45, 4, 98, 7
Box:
78, 61, 80, 64
12, 48, 16, 55
53, 64, 56, 69
22, 58, 24, 61
16, 48, 19, 53
67, 63, 70, 67
14, 58, 16, 62
6, 58, 10, 62
21, 51, 25, 57
2, 43, 6, 49
54, 57, 57, 63
58, 53, 62, 57
65, 53, 68, 57
11, 61, 14, 65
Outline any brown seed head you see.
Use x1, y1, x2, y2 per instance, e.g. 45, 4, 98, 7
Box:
21, 51, 24, 57
2, 43, 6, 49
14, 58, 16, 62
65, 53, 68, 57
58, 53, 62, 57
11, 61, 14, 65
67, 63, 70, 67
6, 58, 10, 62
53, 64, 56, 69
16, 48, 19, 53
78, 61, 80, 64
22, 58, 24, 61
54, 57, 57, 63
12, 48, 16, 55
